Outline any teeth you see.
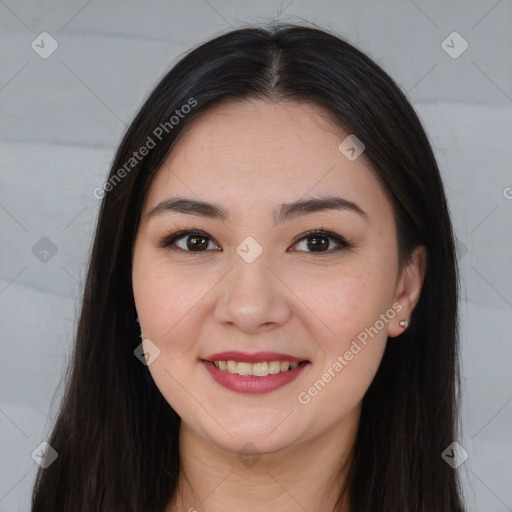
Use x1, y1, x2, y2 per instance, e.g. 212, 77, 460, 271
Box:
212, 360, 303, 376
269, 361, 281, 374
237, 362, 253, 376
253, 362, 268, 377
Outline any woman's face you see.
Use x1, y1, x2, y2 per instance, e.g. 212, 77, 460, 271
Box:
132, 99, 423, 455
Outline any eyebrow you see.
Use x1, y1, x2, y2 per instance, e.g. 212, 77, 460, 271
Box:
147, 195, 368, 223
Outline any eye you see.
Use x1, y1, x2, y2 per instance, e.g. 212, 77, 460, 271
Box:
158, 229, 220, 253
290, 229, 351, 254
158, 228, 351, 255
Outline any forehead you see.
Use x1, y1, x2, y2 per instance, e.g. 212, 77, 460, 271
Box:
143, 99, 393, 223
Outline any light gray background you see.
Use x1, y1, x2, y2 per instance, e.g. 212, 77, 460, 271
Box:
1, 1, 511, 511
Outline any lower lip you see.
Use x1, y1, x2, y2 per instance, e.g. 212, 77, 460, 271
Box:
202, 360, 310, 394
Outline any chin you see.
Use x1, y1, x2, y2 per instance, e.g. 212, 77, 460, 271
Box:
217, 432, 297, 458
198, 418, 305, 456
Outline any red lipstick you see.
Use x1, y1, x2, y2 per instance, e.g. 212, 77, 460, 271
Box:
200, 351, 310, 394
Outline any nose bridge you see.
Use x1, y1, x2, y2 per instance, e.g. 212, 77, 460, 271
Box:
214, 241, 291, 331
231, 249, 272, 294
232, 233, 274, 288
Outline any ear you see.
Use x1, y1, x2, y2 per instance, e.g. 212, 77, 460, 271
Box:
388, 245, 427, 338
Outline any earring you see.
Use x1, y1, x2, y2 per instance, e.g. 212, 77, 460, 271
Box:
399, 319, 408, 329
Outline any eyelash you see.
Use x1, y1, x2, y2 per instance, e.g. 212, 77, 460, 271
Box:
157, 228, 352, 255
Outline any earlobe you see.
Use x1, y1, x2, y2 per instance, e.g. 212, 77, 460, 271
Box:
388, 245, 427, 338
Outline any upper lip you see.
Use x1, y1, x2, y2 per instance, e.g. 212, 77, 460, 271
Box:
202, 351, 308, 363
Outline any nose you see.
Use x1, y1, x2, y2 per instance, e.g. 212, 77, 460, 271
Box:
214, 255, 292, 334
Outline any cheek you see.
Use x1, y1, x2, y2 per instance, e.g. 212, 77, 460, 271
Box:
299, 266, 392, 346
132, 240, 214, 348
133, 262, 215, 420
294, 267, 393, 400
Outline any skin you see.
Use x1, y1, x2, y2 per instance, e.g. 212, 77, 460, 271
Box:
131, 99, 426, 512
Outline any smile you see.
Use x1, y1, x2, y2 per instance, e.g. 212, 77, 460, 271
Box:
201, 351, 310, 394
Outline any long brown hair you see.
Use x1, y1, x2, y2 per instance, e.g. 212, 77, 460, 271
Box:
31, 23, 464, 511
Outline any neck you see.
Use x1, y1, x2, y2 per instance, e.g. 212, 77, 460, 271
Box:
167, 418, 357, 512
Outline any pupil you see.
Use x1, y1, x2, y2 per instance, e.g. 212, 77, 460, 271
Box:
308, 236, 328, 251
188, 236, 208, 251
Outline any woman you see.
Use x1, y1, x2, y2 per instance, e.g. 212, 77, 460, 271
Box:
31, 23, 464, 512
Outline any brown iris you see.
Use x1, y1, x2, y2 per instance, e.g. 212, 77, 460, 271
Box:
187, 235, 209, 251
306, 235, 329, 252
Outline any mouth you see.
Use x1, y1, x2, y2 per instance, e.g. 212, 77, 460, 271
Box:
200, 351, 311, 394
